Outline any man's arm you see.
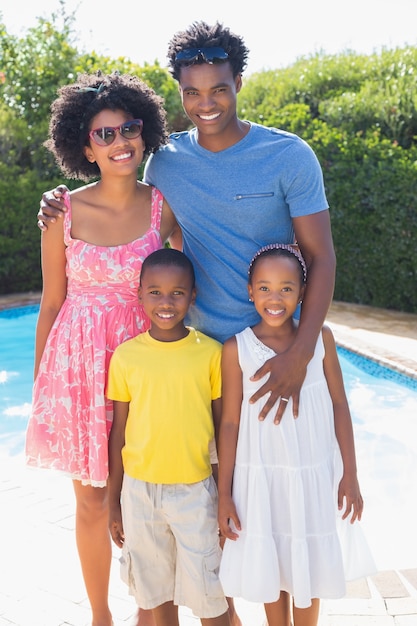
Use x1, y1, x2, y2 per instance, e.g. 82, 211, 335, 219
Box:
250, 210, 336, 422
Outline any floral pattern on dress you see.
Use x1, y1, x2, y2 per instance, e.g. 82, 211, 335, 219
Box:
25, 187, 164, 486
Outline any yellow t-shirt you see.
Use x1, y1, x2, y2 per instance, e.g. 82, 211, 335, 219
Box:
107, 328, 222, 484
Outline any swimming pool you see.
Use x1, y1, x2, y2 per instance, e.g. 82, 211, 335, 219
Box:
1, 304, 417, 571
0, 305, 38, 455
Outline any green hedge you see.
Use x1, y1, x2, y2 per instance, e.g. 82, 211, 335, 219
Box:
1, 14, 416, 312
317, 132, 417, 311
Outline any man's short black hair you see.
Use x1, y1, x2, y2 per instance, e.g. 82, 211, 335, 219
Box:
167, 21, 249, 81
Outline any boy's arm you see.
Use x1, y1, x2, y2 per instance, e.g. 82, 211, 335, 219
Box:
210, 397, 222, 486
322, 325, 364, 523
217, 338, 243, 540
211, 397, 222, 456
108, 399, 129, 547
250, 210, 336, 422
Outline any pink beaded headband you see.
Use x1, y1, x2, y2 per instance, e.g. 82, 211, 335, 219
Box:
248, 243, 307, 283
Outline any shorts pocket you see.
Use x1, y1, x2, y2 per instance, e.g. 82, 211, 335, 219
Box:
120, 546, 136, 592
201, 475, 218, 504
203, 546, 224, 598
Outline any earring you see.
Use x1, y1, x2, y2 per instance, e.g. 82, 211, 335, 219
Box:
248, 297, 253, 302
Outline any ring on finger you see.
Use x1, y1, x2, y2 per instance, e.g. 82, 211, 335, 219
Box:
281, 397, 289, 403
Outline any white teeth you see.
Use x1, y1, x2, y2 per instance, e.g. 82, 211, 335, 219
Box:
266, 308, 283, 316
158, 313, 174, 319
113, 152, 131, 161
200, 113, 220, 120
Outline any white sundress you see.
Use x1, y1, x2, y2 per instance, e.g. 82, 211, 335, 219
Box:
219, 327, 375, 608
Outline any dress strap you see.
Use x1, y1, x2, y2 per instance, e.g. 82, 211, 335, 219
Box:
150, 187, 164, 232
62, 191, 73, 246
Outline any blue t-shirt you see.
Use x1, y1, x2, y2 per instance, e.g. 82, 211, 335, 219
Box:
144, 122, 328, 343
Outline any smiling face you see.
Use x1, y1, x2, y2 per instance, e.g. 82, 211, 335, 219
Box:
84, 108, 145, 176
178, 62, 244, 150
248, 254, 305, 330
138, 263, 196, 342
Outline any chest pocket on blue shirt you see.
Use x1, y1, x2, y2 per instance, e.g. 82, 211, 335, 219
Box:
234, 192, 274, 200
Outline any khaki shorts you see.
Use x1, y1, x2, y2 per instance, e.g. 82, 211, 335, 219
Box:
120, 474, 228, 618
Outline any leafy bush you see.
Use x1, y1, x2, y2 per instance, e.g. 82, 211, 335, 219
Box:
312, 129, 417, 310
1, 12, 416, 312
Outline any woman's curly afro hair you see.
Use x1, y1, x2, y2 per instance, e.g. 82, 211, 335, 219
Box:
44, 71, 168, 181
167, 21, 249, 82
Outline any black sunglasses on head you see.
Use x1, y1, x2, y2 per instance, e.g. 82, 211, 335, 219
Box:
175, 47, 229, 66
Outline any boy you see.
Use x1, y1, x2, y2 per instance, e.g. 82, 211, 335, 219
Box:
107, 248, 229, 626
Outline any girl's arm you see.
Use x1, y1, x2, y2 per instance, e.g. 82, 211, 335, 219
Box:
168, 223, 183, 251
322, 325, 364, 523
34, 218, 67, 378
217, 337, 243, 540
108, 400, 129, 548
160, 199, 182, 249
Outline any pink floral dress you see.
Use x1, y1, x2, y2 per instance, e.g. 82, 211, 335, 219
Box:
25, 187, 164, 486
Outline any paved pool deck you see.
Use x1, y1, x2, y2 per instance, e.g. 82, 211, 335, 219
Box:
1, 294, 417, 625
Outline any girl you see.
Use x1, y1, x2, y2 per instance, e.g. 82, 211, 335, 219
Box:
25, 72, 177, 626
217, 244, 375, 626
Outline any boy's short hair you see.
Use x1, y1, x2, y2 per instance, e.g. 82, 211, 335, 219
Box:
167, 21, 249, 81
141, 248, 196, 287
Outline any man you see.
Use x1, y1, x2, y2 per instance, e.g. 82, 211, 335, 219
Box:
144, 21, 336, 422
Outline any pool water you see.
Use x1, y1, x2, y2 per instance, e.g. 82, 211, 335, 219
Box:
0, 305, 38, 455
1, 305, 417, 571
